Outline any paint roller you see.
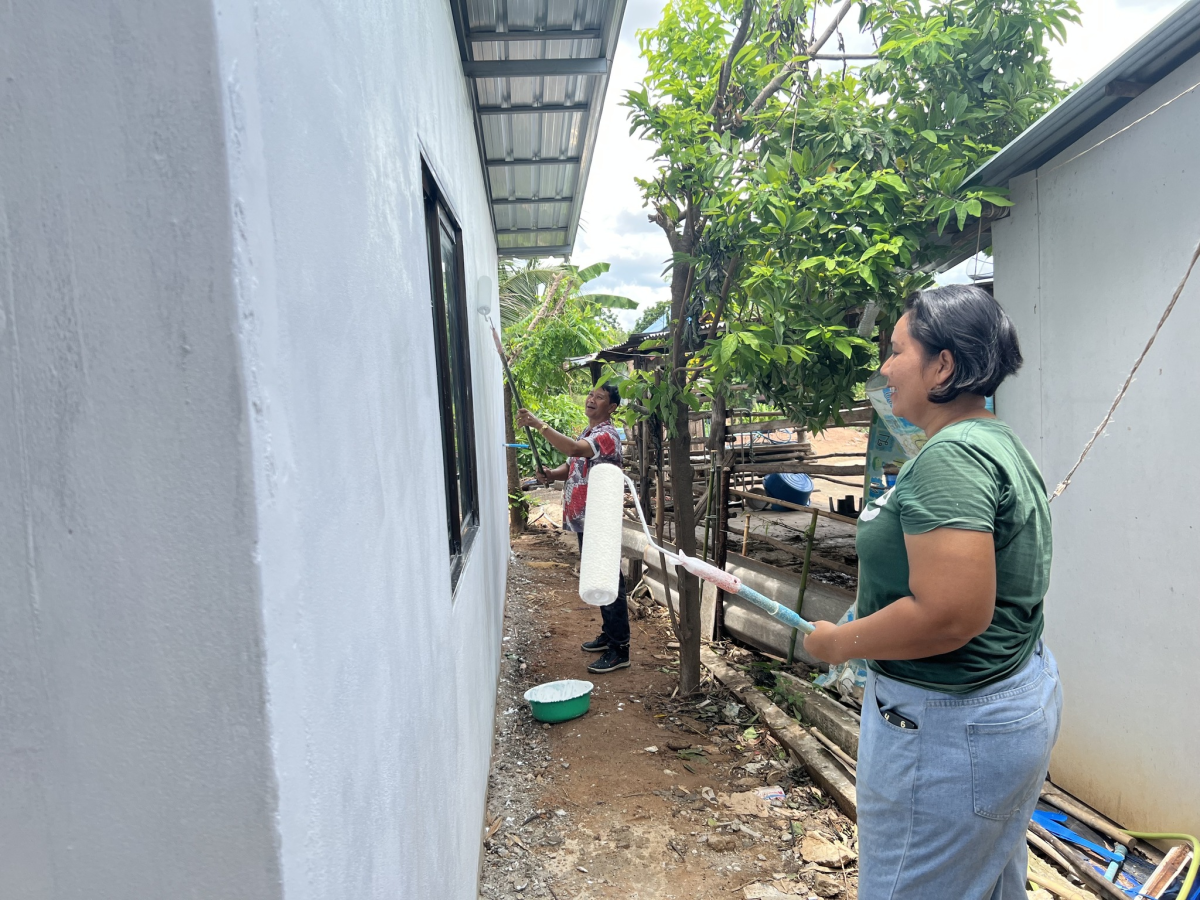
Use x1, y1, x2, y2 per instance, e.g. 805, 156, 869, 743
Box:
579, 463, 815, 634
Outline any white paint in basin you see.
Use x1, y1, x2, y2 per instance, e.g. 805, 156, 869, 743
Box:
524, 680, 595, 704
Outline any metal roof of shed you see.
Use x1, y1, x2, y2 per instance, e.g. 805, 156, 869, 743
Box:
449, 0, 628, 258
967, 0, 1200, 188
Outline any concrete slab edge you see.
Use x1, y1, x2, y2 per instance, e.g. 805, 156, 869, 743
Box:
773, 671, 861, 760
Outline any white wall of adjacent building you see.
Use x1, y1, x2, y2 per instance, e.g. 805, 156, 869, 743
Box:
993, 52, 1200, 836
0, 1, 507, 898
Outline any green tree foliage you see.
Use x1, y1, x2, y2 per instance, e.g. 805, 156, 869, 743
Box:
497, 260, 632, 472
622, 0, 1076, 692
626, 0, 1077, 431
499, 260, 635, 328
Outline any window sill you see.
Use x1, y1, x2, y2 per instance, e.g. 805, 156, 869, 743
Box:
449, 522, 480, 597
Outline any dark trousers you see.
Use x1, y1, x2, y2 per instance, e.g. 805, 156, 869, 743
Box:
576, 532, 629, 646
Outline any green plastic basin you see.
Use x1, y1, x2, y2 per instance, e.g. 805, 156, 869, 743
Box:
523, 679, 594, 724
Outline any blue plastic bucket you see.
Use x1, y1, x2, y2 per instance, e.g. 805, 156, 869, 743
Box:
762, 472, 814, 511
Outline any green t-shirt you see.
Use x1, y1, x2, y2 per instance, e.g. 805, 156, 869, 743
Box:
855, 417, 1051, 693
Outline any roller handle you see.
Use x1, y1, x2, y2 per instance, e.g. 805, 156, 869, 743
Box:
621, 477, 816, 635
736, 584, 816, 634
675, 551, 815, 634
675, 550, 742, 594
486, 316, 547, 480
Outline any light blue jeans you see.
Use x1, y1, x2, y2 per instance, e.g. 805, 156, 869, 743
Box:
857, 642, 1063, 900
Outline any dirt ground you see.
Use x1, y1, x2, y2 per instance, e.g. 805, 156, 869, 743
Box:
480, 527, 859, 900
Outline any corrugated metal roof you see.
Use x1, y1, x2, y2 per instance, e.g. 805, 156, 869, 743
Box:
967, 0, 1200, 187
565, 326, 670, 368
449, 0, 628, 258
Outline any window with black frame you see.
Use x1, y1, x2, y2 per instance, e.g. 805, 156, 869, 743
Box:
423, 163, 479, 588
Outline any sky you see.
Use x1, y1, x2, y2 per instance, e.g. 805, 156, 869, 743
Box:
570, 0, 1186, 327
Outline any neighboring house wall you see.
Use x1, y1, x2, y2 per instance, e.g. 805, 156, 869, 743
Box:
1, 2, 506, 899
993, 52, 1200, 835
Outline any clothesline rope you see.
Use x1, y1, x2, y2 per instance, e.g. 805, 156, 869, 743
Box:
1050, 232, 1200, 501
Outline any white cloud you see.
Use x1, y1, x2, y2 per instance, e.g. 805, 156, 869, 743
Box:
574, 0, 1188, 319
1053, 0, 1182, 85
572, 0, 673, 327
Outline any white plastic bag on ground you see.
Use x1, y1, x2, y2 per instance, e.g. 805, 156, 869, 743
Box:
813, 605, 868, 704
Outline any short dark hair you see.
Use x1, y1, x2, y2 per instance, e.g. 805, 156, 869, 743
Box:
903, 285, 1023, 403
598, 382, 621, 406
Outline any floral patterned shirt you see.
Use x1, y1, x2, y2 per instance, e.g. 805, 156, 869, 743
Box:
562, 420, 623, 533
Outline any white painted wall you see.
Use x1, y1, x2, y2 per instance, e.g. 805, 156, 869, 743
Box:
212, 1, 507, 897
0, 3, 281, 897
2, 1, 507, 898
993, 52, 1200, 835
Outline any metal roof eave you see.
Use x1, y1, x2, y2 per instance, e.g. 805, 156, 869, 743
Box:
450, 0, 629, 260
966, 0, 1200, 188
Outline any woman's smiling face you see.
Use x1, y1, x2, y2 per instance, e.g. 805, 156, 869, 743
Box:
881, 313, 951, 425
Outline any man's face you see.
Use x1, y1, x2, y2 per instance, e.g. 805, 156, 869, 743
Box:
584, 387, 615, 419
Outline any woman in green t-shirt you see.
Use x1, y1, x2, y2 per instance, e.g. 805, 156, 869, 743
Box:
805, 285, 1062, 900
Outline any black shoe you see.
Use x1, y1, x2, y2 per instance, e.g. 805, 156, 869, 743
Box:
581, 634, 611, 654
587, 646, 630, 674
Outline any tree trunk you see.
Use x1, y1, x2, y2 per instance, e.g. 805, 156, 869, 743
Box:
503, 381, 526, 534
667, 259, 701, 694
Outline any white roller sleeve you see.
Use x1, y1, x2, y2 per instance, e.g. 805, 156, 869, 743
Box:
578, 463, 625, 606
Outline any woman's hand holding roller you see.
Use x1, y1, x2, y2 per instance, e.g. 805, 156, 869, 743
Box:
804, 620, 852, 666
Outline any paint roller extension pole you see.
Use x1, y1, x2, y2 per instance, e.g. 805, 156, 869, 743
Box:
481, 310, 547, 480
627, 475, 817, 635
735, 581, 815, 634
589, 465, 818, 635
672, 550, 816, 635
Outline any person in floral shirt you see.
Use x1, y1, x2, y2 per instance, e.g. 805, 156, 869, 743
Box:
517, 384, 629, 673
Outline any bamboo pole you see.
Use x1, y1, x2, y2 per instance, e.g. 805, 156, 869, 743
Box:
711, 398, 730, 638
702, 649, 857, 821
809, 726, 857, 775
787, 509, 819, 663
734, 462, 866, 476
1028, 821, 1127, 900
1027, 829, 1077, 875
1026, 853, 1102, 900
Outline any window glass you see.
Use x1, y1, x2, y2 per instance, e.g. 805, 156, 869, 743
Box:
439, 218, 477, 542
424, 166, 479, 588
